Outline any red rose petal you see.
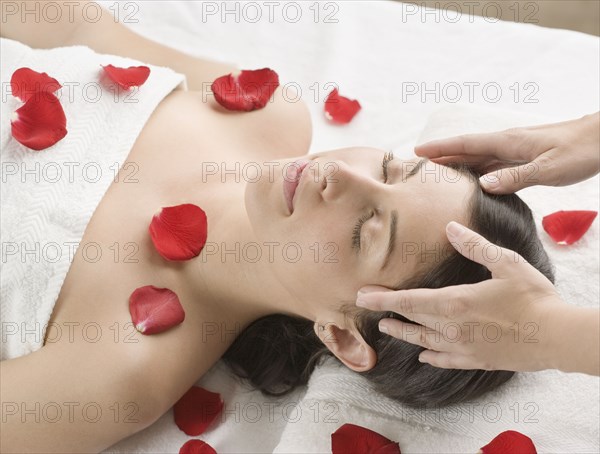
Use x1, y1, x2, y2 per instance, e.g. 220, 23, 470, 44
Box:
179, 439, 217, 454
211, 68, 280, 111
11, 93, 67, 151
10, 67, 62, 102
542, 210, 598, 245
324, 88, 361, 124
480, 430, 537, 454
332, 423, 401, 454
129, 285, 185, 335
149, 204, 208, 261
174, 386, 224, 436
373, 442, 404, 454
102, 64, 151, 89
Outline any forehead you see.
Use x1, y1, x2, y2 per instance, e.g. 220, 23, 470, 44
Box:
380, 157, 476, 287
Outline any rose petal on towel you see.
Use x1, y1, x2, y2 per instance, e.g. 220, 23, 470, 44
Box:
174, 386, 224, 436
324, 88, 361, 124
542, 210, 598, 245
331, 423, 401, 454
129, 285, 185, 335
11, 93, 67, 151
373, 443, 403, 454
211, 68, 280, 111
102, 64, 151, 89
149, 204, 208, 261
179, 439, 217, 454
479, 430, 537, 454
10, 67, 62, 102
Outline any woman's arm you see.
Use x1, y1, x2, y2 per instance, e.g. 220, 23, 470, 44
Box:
0, 0, 237, 90
0, 343, 161, 453
550, 305, 600, 375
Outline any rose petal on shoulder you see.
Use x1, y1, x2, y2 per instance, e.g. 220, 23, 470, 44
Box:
129, 285, 185, 335
211, 68, 279, 111
148, 204, 208, 261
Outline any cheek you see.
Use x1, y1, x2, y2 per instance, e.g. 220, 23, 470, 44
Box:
267, 224, 359, 301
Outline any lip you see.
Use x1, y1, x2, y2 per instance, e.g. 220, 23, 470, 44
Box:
283, 158, 311, 215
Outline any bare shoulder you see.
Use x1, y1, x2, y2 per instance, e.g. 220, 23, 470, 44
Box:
137, 79, 313, 166
197, 82, 313, 160
264, 86, 313, 158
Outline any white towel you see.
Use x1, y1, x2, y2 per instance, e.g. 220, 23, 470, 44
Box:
0, 38, 186, 360
273, 105, 600, 454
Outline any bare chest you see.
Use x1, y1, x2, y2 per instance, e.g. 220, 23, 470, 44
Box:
43, 90, 309, 347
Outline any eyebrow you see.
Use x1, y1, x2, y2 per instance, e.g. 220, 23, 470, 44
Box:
403, 158, 426, 182
379, 158, 426, 273
380, 209, 398, 272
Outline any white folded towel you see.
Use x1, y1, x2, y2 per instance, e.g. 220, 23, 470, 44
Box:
0, 38, 186, 360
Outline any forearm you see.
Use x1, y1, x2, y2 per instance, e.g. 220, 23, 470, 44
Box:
0, 0, 85, 48
68, 11, 237, 91
0, 1, 236, 91
549, 306, 600, 376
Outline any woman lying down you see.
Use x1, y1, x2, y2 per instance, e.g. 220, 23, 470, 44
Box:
0, 2, 554, 452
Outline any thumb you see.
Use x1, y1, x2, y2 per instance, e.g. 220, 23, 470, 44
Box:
357, 284, 395, 294
479, 163, 540, 194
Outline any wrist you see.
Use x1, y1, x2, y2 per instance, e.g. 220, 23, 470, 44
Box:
533, 299, 572, 371
542, 303, 600, 374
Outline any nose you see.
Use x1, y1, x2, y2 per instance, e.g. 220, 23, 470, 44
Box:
315, 159, 380, 205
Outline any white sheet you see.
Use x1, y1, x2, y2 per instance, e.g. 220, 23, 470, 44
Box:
99, 1, 600, 453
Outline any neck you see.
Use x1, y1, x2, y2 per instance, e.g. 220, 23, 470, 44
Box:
171, 179, 311, 329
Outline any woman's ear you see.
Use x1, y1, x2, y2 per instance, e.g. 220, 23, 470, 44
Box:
314, 322, 376, 372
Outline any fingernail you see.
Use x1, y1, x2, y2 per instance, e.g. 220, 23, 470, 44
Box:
357, 286, 378, 295
479, 174, 499, 188
356, 296, 368, 307
446, 221, 465, 239
378, 322, 388, 334
418, 354, 427, 363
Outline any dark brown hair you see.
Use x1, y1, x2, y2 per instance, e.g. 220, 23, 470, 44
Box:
223, 166, 554, 408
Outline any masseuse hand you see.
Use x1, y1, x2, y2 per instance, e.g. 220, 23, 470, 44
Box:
415, 112, 600, 194
356, 222, 600, 375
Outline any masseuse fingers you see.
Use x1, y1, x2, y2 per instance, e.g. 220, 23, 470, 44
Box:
357, 285, 471, 320
415, 129, 536, 161
479, 154, 562, 194
377, 318, 451, 352
427, 155, 525, 175
418, 350, 483, 370
479, 164, 532, 194
425, 154, 496, 167
445, 221, 525, 278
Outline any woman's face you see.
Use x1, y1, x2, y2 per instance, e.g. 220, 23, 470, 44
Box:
244, 147, 475, 319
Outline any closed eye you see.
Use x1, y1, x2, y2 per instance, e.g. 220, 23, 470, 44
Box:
352, 210, 373, 251
351, 151, 395, 252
